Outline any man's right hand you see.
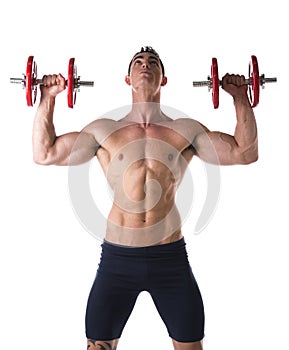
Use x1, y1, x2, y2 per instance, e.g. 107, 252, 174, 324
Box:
40, 73, 66, 98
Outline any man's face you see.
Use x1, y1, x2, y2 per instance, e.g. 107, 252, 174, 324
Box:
126, 52, 167, 90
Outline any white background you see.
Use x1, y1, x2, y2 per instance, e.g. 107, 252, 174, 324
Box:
1, 1, 288, 349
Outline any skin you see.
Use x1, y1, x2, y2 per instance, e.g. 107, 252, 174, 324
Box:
32, 52, 258, 350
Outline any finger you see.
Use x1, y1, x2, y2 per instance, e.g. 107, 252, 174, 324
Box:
56, 73, 66, 88
234, 74, 242, 86
240, 74, 246, 85
43, 74, 53, 87
221, 73, 231, 86
50, 74, 59, 86
45, 74, 59, 87
41, 75, 48, 87
223, 74, 243, 86
233, 74, 247, 87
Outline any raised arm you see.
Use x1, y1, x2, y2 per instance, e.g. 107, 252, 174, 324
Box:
193, 74, 258, 165
32, 74, 98, 166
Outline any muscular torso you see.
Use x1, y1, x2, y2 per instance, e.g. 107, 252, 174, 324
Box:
86, 116, 201, 247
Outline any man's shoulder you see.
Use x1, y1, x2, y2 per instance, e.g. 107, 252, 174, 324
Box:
159, 116, 199, 127
86, 117, 120, 126
84, 117, 129, 132
160, 117, 206, 140
173, 117, 199, 126
82, 117, 134, 144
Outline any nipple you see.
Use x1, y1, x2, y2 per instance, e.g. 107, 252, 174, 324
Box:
168, 153, 173, 161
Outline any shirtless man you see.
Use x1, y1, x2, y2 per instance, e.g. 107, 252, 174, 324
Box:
32, 47, 258, 350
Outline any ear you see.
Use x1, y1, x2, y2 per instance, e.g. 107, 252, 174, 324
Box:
125, 75, 131, 86
161, 77, 168, 86
161, 76, 167, 87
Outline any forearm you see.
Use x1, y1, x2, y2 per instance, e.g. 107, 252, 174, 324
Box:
233, 95, 258, 163
32, 96, 57, 164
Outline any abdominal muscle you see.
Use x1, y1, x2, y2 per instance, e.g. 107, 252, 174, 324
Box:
104, 160, 183, 247
105, 204, 183, 247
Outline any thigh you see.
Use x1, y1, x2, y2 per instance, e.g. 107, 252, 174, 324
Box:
150, 264, 205, 343
85, 267, 140, 340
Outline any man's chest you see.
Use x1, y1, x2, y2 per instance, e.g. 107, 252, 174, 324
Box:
99, 126, 191, 188
103, 124, 191, 158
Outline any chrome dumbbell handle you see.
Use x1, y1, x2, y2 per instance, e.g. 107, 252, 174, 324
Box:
193, 75, 277, 88
10, 77, 26, 84
259, 75, 277, 87
193, 78, 213, 88
10, 77, 94, 87
74, 79, 94, 87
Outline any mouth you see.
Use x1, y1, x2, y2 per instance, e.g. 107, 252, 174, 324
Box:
140, 70, 151, 75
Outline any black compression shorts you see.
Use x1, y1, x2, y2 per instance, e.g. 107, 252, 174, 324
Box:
85, 238, 205, 343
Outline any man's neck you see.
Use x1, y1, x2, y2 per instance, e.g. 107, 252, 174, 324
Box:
131, 87, 161, 103
124, 102, 166, 126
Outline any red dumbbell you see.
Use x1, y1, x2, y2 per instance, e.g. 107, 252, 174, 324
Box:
193, 55, 277, 109
10, 56, 94, 108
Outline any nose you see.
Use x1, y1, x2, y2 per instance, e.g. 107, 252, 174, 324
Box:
142, 61, 150, 69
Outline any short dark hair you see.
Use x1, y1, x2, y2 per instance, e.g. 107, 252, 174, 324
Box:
128, 46, 165, 76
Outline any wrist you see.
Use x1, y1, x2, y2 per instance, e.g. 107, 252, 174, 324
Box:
36, 95, 56, 123
39, 94, 56, 108
233, 94, 251, 107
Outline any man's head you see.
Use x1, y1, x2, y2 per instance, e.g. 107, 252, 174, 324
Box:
125, 46, 167, 99
128, 46, 165, 77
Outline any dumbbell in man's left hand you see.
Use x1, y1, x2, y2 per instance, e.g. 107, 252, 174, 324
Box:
221, 73, 250, 105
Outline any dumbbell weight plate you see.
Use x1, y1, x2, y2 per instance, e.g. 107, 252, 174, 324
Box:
26, 56, 38, 106
211, 58, 219, 109
248, 55, 260, 108
67, 58, 77, 108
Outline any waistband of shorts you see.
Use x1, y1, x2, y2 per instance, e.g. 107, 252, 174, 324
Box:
102, 237, 186, 255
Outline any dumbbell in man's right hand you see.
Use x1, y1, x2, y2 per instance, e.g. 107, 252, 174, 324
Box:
40, 74, 66, 98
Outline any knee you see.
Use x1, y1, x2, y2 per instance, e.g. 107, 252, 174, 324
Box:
87, 338, 119, 350
172, 339, 203, 350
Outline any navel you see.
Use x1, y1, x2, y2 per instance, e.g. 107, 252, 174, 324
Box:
118, 153, 124, 161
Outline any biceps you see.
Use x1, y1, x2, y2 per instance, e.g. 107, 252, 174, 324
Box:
194, 131, 239, 165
